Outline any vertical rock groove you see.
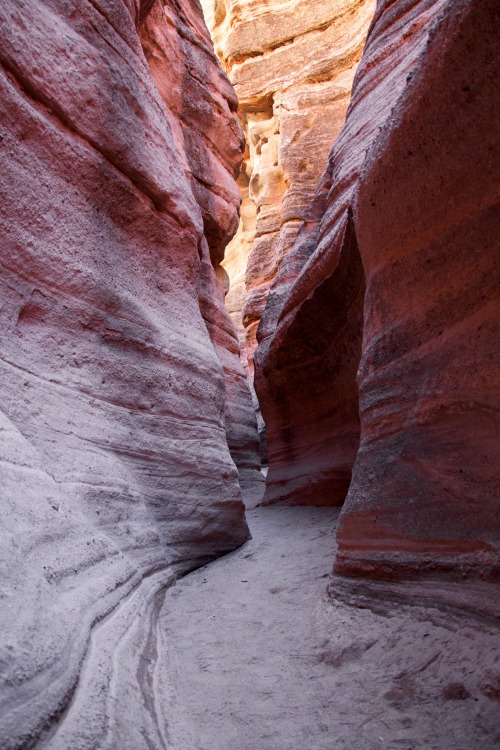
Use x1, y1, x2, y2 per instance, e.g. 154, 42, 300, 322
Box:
257, 210, 366, 505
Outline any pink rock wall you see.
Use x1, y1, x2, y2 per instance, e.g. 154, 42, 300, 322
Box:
255, 0, 500, 577
141, 1, 264, 506
0, 0, 257, 746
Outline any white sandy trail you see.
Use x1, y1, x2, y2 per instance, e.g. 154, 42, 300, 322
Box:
159, 506, 500, 750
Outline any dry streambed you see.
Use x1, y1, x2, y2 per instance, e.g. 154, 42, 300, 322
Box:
159, 506, 500, 750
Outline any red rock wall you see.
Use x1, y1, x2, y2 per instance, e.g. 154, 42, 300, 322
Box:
141, 1, 264, 506
0, 0, 256, 746
255, 0, 500, 577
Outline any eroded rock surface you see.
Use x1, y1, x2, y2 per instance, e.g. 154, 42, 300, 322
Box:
201, 0, 375, 460
0, 1, 258, 746
140, 1, 264, 505
201, 0, 375, 356
255, 0, 500, 576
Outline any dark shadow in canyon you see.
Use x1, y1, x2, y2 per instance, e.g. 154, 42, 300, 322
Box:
255, 210, 366, 507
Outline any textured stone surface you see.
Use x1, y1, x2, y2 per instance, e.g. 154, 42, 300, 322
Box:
256, 211, 366, 505
255, 0, 500, 576
335, 0, 500, 578
141, 0, 264, 506
201, 0, 375, 460
254, 0, 439, 503
204, 0, 375, 362
0, 1, 257, 747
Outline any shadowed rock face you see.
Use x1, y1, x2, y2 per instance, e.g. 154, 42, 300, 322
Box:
0, 0, 257, 746
257, 211, 366, 505
255, 0, 500, 577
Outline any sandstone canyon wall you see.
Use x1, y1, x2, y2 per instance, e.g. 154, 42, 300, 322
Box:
0, 1, 259, 747
255, 0, 500, 578
140, 0, 264, 505
201, 0, 376, 461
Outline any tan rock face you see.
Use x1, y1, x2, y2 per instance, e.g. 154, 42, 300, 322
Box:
201, 0, 376, 380
255, 0, 500, 578
0, 0, 258, 746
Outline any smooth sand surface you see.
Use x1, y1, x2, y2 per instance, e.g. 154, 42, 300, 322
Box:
159, 506, 500, 749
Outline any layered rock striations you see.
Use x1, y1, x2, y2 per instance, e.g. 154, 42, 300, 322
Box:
255, 0, 500, 577
140, 0, 264, 506
201, 0, 376, 384
201, 0, 376, 474
0, 1, 258, 747
255, 0, 437, 506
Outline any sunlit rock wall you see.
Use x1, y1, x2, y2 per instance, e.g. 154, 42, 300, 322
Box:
201, 0, 376, 459
0, 1, 257, 747
255, 0, 500, 577
201, 0, 375, 361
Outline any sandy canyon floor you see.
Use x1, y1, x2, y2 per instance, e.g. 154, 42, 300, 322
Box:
159, 507, 500, 750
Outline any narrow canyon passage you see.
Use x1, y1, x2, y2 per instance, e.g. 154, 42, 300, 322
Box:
0, 1, 498, 748
159, 508, 500, 750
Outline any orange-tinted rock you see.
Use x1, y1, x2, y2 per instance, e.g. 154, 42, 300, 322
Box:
0, 0, 254, 746
201, 0, 375, 462
212, 0, 375, 365
255, 0, 500, 577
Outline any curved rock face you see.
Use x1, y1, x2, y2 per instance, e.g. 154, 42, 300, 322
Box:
140, 0, 264, 506
0, 1, 257, 746
201, 0, 376, 349
255, 0, 500, 577
201, 0, 375, 462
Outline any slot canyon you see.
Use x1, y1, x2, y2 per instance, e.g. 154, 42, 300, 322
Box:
0, 0, 498, 748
